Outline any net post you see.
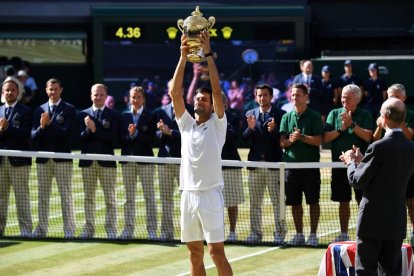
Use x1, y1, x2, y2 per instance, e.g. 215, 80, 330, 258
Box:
279, 162, 287, 234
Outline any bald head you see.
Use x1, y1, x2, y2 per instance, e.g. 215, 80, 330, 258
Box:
380, 97, 406, 127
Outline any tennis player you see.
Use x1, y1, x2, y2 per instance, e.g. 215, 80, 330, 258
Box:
169, 31, 233, 276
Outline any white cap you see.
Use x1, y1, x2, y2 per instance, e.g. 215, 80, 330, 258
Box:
17, 70, 28, 77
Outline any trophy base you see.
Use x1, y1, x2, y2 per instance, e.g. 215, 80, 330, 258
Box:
187, 53, 203, 63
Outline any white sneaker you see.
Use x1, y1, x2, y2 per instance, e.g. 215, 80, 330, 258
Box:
287, 233, 305, 246
20, 230, 33, 238
226, 232, 237, 242
160, 232, 173, 241
107, 232, 117, 240
274, 232, 285, 245
306, 233, 319, 247
148, 230, 158, 240
31, 228, 46, 238
78, 230, 93, 239
245, 232, 262, 243
119, 229, 133, 240
334, 232, 350, 242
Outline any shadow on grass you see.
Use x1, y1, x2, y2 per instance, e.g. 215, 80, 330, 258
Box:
0, 236, 180, 247
0, 240, 21, 248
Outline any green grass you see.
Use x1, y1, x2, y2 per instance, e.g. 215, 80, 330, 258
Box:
0, 240, 326, 275
1, 148, 413, 274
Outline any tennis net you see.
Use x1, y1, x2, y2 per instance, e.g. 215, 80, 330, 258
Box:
0, 149, 412, 246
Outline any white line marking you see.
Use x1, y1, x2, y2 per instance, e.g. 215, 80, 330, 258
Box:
175, 246, 283, 276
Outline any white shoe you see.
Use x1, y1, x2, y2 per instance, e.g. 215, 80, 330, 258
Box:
334, 232, 350, 242
119, 230, 133, 240
107, 232, 117, 240
160, 232, 173, 241
20, 230, 33, 238
306, 233, 319, 247
287, 233, 305, 246
79, 230, 93, 239
274, 232, 285, 245
226, 232, 237, 242
31, 228, 46, 238
245, 232, 262, 243
148, 230, 158, 240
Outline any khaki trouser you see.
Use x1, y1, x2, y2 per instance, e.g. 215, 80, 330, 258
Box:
36, 161, 75, 236
248, 168, 285, 235
158, 163, 179, 236
0, 158, 32, 235
122, 163, 157, 233
81, 161, 117, 237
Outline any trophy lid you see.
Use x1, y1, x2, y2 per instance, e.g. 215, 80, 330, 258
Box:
184, 6, 209, 30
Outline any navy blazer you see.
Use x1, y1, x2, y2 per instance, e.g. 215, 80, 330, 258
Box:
0, 102, 32, 166
347, 131, 414, 240
79, 106, 120, 167
31, 101, 76, 163
154, 103, 193, 158
293, 73, 322, 112
120, 107, 155, 158
242, 105, 285, 163
222, 108, 242, 162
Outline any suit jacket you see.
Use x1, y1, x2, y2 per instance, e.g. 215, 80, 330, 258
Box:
154, 103, 193, 158
0, 102, 32, 166
293, 73, 322, 111
242, 105, 285, 163
120, 107, 155, 158
347, 131, 414, 240
79, 106, 120, 167
31, 101, 76, 163
222, 108, 242, 162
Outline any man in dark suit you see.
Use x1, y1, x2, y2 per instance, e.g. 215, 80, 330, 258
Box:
0, 78, 32, 237
79, 83, 120, 239
341, 97, 414, 275
154, 83, 194, 241
31, 78, 76, 238
292, 60, 323, 115
119, 86, 157, 240
243, 83, 286, 244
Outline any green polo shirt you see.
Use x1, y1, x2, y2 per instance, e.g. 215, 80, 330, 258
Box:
325, 107, 373, 161
279, 108, 324, 162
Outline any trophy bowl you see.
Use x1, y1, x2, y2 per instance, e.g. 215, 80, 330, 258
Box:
177, 6, 215, 63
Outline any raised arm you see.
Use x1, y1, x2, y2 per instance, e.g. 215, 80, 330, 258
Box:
199, 31, 224, 118
169, 34, 188, 119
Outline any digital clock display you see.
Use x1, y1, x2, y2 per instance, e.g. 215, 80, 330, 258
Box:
115, 27, 141, 39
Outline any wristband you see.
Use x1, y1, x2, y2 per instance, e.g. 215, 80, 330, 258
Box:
204, 51, 213, 58
350, 121, 356, 129
337, 128, 343, 134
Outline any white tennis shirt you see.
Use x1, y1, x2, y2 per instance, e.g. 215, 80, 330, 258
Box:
176, 110, 227, 190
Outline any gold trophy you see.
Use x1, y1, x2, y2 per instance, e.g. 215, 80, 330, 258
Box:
177, 6, 215, 63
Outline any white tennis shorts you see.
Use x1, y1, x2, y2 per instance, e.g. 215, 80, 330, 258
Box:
180, 188, 225, 243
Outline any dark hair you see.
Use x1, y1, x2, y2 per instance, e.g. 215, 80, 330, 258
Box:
255, 83, 273, 97
292, 83, 308, 94
196, 87, 213, 104
46, 78, 62, 87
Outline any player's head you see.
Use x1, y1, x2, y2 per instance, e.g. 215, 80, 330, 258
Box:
194, 87, 213, 115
